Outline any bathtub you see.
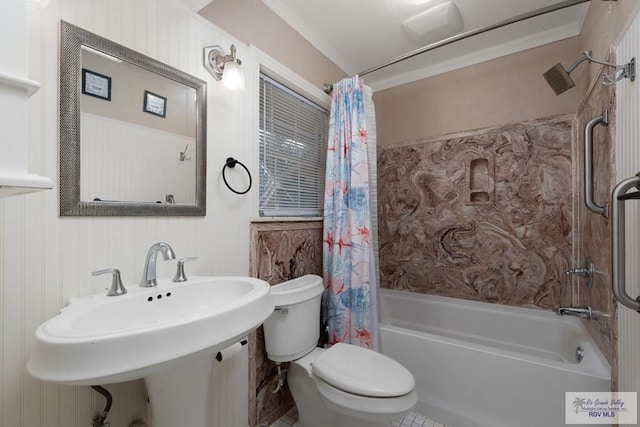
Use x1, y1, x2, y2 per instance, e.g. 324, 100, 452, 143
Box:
379, 289, 610, 427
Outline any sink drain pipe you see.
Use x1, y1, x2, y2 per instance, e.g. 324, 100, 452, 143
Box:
91, 385, 113, 427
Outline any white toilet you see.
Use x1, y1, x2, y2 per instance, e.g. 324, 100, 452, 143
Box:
263, 275, 417, 427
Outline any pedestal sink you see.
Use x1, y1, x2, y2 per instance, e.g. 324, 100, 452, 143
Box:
27, 276, 273, 427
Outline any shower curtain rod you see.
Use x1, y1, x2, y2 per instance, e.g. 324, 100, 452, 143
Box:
323, 0, 592, 93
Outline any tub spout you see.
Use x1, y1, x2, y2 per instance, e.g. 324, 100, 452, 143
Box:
556, 306, 592, 319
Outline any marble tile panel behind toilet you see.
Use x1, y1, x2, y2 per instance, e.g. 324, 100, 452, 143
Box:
248, 221, 323, 427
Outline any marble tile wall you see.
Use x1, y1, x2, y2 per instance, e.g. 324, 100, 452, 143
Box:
248, 221, 323, 427
574, 66, 617, 385
377, 116, 574, 310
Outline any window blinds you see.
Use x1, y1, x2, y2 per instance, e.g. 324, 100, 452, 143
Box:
259, 73, 329, 217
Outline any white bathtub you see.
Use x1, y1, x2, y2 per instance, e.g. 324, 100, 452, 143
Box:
379, 289, 610, 427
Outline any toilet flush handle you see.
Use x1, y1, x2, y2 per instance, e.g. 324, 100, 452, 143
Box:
273, 307, 289, 315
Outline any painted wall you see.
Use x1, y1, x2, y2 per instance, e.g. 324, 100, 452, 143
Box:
82, 50, 196, 138
198, 0, 346, 91
374, 37, 585, 145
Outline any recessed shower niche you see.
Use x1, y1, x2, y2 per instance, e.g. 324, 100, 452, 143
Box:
466, 155, 495, 204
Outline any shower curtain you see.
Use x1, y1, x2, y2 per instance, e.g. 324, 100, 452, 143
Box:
322, 75, 379, 350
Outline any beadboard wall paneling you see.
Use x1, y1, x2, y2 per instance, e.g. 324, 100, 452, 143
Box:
1, 1, 255, 426
80, 114, 196, 204
615, 6, 640, 397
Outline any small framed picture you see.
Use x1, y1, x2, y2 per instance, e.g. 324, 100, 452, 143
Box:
82, 68, 111, 101
143, 90, 167, 118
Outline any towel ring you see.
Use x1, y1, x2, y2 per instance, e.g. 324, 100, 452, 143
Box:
222, 157, 252, 195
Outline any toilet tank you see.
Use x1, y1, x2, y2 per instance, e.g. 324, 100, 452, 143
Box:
263, 275, 324, 363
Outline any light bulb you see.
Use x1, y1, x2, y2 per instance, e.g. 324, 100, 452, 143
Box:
221, 61, 245, 92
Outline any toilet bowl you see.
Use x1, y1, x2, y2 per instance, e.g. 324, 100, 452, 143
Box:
263, 275, 417, 427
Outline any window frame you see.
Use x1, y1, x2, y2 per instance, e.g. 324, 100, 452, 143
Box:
251, 47, 332, 220
258, 73, 329, 217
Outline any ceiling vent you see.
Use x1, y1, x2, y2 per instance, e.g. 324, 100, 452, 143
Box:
402, 1, 464, 45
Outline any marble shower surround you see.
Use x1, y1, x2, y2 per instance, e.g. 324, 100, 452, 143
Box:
378, 116, 574, 310
574, 64, 617, 381
248, 221, 323, 427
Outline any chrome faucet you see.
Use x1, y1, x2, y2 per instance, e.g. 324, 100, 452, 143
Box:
92, 268, 127, 296
140, 242, 176, 287
556, 306, 593, 319
173, 256, 198, 283
564, 257, 595, 289
565, 257, 594, 288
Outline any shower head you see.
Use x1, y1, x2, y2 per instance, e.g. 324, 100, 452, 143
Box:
543, 50, 636, 95
543, 63, 576, 95
543, 51, 591, 95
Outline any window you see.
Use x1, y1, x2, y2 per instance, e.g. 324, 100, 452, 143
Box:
259, 73, 329, 217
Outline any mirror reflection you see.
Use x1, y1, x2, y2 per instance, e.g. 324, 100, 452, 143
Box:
59, 21, 207, 216
80, 47, 197, 205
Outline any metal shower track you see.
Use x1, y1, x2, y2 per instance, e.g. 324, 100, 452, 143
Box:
324, 0, 595, 92
322, 0, 595, 94
359, 0, 592, 76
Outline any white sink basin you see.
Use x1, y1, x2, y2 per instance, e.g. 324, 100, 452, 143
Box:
27, 276, 273, 386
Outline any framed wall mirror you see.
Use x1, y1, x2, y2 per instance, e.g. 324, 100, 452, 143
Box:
59, 20, 207, 216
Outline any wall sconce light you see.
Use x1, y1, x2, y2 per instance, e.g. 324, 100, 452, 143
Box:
203, 44, 245, 92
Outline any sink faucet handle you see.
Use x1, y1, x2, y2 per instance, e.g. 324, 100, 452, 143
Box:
92, 268, 128, 296
173, 257, 198, 283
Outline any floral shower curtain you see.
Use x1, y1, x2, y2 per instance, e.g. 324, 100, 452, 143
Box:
322, 75, 379, 350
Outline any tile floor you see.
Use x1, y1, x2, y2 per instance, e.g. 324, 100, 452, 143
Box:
269, 407, 297, 427
390, 412, 449, 427
270, 407, 451, 427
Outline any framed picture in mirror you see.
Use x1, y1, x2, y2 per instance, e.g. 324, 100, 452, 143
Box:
82, 68, 111, 101
143, 90, 167, 118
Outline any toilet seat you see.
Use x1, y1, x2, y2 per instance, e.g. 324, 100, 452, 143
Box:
311, 343, 415, 397
289, 348, 417, 427
312, 371, 418, 423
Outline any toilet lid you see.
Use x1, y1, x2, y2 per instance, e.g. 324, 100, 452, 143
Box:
311, 343, 415, 398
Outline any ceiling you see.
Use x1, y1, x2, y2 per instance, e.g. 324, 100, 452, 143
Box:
261, 0, 590, 90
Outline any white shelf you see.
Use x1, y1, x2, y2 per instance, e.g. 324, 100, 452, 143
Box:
0, 70, 41, 97
0, 173, 53, 198
0, 68, 52, 198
